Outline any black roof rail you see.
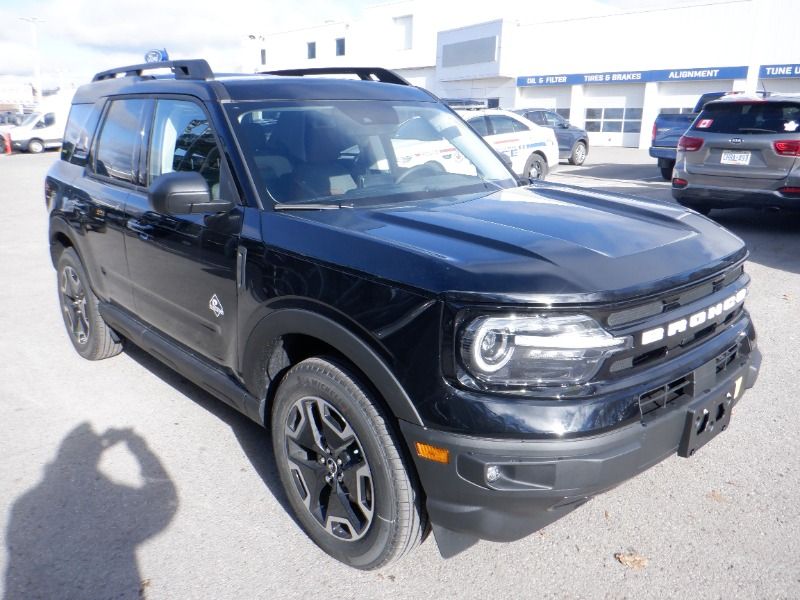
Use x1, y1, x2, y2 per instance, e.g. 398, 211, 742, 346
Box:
92, 59, 214, 82
261, 67, 410, 86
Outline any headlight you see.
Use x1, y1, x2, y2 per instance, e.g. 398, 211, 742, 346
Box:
459, 314, 631, 390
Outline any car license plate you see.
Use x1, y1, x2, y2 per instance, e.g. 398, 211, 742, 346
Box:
720, 150, 751, 165
678, 376, 742, 458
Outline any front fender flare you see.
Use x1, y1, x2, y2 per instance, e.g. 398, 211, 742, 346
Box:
242, 309, 425, 427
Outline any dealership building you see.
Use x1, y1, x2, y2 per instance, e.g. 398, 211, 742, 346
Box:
252, 0, 800, 149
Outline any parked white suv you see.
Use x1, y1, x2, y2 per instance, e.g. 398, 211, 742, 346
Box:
456, 108, 559, 179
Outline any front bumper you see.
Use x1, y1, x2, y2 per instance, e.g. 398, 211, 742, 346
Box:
401, 345, 760, 549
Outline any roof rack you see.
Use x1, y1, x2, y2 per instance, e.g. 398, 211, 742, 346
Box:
261, 67, 410, 86
92, 59, 214, 82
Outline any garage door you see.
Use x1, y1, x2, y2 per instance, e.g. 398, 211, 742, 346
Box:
583, 83, 645, 147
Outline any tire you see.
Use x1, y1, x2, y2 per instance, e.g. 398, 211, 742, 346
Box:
271, 357, 427, 569
27, 138, 44, 154
660, 162, 675, 181
568, 141, 587, 166
524, 153, 548, 180
56, 248, 123, 360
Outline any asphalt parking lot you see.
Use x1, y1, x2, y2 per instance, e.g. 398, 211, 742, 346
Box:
1, 148, 798, 600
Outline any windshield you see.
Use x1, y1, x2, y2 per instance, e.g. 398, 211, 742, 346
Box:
693, 101, 800, 134
19, 113, 40, 127
225, 100, 517, 207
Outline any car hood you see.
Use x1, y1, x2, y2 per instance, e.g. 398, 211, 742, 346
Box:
263, 183, 746, 303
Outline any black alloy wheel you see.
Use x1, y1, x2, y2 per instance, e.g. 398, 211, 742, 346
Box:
272, 357, 426, 569
56, 248, 123, 360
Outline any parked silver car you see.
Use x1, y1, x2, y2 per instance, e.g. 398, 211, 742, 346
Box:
672, 95, 800, 214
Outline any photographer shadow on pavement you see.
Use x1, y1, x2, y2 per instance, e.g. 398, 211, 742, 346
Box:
119, 343, 296, 520
4, 423, 177, 600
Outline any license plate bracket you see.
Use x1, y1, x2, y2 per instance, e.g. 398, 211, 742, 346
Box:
720, 150, 751, 165
678, 387, 735, 458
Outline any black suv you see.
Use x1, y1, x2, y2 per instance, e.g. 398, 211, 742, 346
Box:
47, 60, 760, 570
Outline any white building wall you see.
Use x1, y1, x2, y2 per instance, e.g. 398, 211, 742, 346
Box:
254, 0, 800, 148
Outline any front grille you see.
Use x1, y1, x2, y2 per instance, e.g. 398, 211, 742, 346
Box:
715, 343, 740, 374
638, 339, 747, 417
639, 375, 692, 416
606, 264, 744, 328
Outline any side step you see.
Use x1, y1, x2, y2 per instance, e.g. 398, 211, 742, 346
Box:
99, 303, 264, 425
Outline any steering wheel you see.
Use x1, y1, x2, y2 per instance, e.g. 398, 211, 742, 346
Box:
395, 161, 446, 184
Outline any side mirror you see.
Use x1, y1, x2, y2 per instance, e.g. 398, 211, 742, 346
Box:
499, 153, 513, 170
558, 122, 569, 129
149, 171, 233, 215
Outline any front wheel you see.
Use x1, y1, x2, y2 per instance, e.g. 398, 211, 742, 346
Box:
271, 357, 427, 569
568, 141, 587, 166
524, 153, 547, 180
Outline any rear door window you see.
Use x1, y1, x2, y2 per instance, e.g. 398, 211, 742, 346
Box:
693, 102, 800, 134
93, 98, 149, 184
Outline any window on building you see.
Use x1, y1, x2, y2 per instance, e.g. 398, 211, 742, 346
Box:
94, 98, 148, 184
307, 42, 316, 60
260, 49, 266, 65
584, 107, 642, 135
487, 98, 500, 109
555, 108, 571, 120
394, 15, 413, 50
335, 38, 345, 56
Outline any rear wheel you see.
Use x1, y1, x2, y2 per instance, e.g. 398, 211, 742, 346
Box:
568, 141, 587, 166
524, 153, 547, 180
27, 138, 44, 154
271, 357, 426, 569
56, 248, 123, 360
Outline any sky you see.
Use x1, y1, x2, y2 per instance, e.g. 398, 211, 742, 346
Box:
0, 0, 380, 87
0, 0, 678, 89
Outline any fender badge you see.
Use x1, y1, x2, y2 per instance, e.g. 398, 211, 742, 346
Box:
209, 294, 224, 318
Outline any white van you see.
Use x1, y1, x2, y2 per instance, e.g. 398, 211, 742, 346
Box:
8, 110, 66, 153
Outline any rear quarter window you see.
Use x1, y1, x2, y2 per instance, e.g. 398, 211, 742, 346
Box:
693, 102, 800, 134
61, 104, 101, 166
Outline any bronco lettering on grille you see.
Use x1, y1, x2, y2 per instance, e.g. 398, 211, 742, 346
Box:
641, 288, 746, 346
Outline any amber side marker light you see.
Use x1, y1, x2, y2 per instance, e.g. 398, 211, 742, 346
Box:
415, 442, 450, 464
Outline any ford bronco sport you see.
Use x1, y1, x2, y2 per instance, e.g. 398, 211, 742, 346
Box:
46, 60, 760, 569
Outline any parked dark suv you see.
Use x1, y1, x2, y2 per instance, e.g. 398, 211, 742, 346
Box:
514, 108, 589, 165
47, 60, 760, 570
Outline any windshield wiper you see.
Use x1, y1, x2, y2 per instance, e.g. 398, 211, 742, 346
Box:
273, 202, 343, 211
